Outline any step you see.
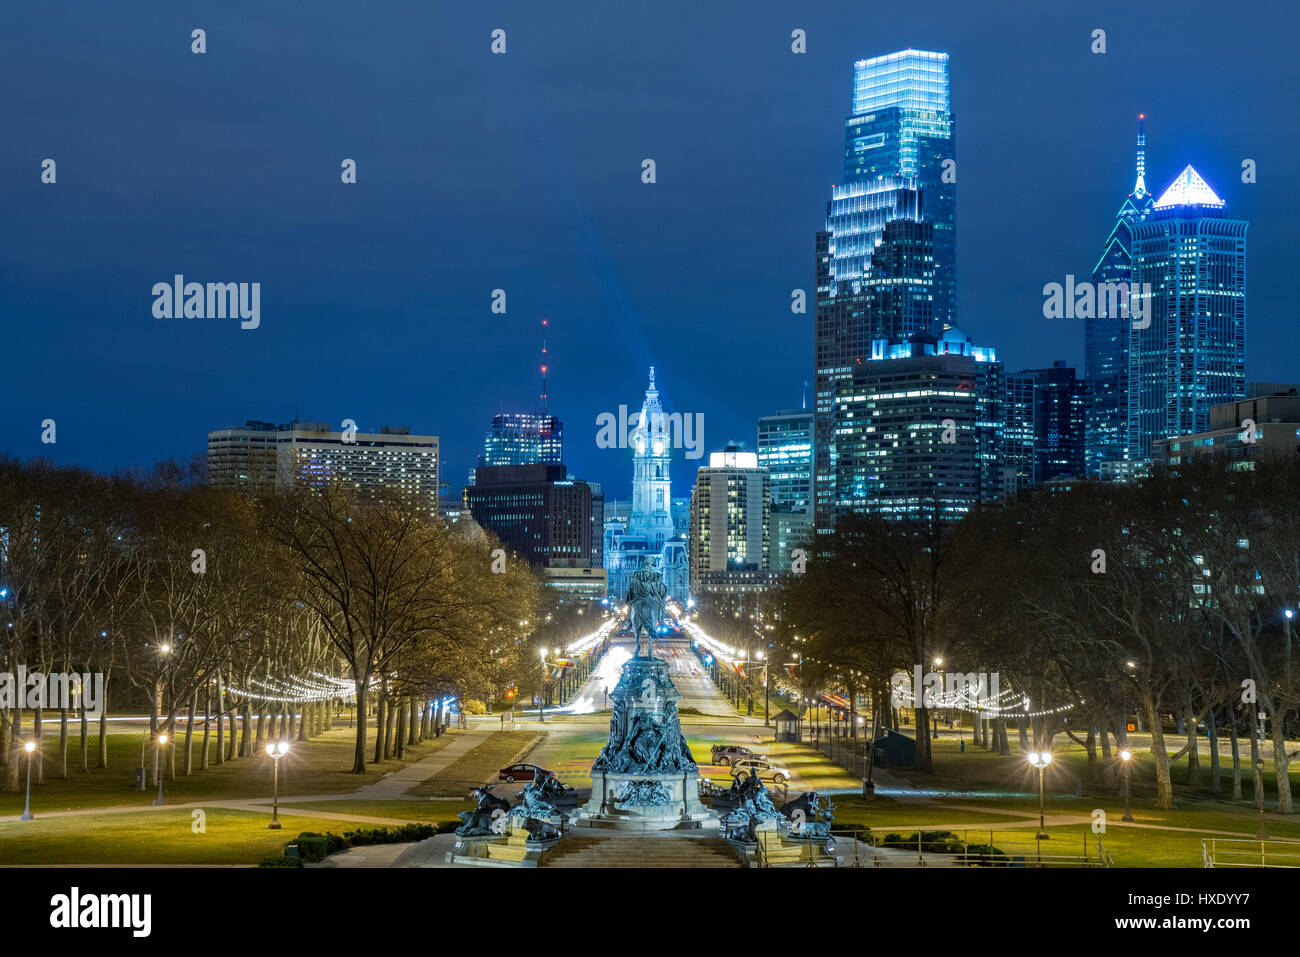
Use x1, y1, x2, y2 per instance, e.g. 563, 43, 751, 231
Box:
540, 835, 741, 868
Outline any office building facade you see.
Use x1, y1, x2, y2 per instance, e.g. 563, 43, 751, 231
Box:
208, 420, 440, 514
688, 447, 770, 595
829, 328, 1003, 522
814, 49, 955, 529
464, 464, 603, 569
1085, 117, 1155, 475
468, 411, 563, 486
1155, 385, 1300, 466
1127, 165, 1247, 461
757, 410, 813, 510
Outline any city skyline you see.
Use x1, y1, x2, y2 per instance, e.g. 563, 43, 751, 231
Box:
3, 1, 1292, 501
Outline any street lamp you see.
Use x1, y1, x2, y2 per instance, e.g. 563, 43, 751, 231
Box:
1255, 707, 1269, 840
140, 641, 173, 789
153, 733, 169, 806
932, 657, 944, 739
1027, 750, 1053, 843
266, 740, 290, 830
1119, 749, 1134, 822
20, 740, 36, 821
538, 648, 547, 723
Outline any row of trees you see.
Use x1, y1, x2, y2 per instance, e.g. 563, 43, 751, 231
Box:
0, 456, 539, 786
772, 452, 1300, 812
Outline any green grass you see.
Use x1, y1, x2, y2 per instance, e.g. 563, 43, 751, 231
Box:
0, 808, 371, 866
888, 734, 1300, 807
406, 731, 540, 797
276, 799, 474, 822
0, 726, 456, 816
831, 799, 1032, 832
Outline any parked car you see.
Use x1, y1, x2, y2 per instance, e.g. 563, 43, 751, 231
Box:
498, 763, 552, 783
711, 744, 763, 766
730, 757, 791, 786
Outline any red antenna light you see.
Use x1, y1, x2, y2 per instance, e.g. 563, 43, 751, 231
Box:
538, 319, 550, 415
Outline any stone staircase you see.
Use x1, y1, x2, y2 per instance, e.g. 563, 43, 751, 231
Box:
540, 833, 741, 868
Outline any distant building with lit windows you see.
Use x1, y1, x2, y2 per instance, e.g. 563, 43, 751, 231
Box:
1086, 116, 1154, 476
468, 411, 563, 486
1004, 362, 1086, 489
1155, 385, 1300, 466
757, 410, 813, 510
688, 446, 770, 595
830, 328, 1004, 521
602, 369, 690, 604
814, 49, 956, 530
1127, 164, 1247, 461
464, 464, 603, 569
207, 420, 439, 515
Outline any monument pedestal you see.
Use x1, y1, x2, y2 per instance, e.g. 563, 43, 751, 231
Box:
579, 769, 713, 830
575, 652, 715, 831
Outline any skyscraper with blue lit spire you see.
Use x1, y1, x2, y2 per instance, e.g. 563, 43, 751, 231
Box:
1085, 116, 1154, 475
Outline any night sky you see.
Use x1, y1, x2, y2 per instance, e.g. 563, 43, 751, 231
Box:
4, 0, 1297, 498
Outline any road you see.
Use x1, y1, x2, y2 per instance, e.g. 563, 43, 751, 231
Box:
560, 637, 737, 718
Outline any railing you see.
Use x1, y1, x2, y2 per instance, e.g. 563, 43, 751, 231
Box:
1202, 838, 1300, 868
866, 829, 1111, 868
829, 830, 868, 867
802, 722, 874, 778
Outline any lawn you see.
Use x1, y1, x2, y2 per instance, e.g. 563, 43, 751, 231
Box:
0, 726, 457, 816
405, 731, 540, 797
276, 799, 473, 822
0, 808, 374, 866
887, 735, 1300, 808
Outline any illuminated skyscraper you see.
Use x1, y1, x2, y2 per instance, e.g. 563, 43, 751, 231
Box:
1085, 116, 1154, 475
472, 412, 563, 480
757, 409, 813, 510
830, 328, 1003, 522
840, 50, 955, 331
1006, 362, 1086, 486
814, 49, 955, 528
1126, 165, 1247, 461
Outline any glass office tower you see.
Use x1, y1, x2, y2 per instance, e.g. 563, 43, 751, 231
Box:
842, 50, 955, 331
1127, 165, 1247, 461
831, 328, 1002, 523
814, 49, 955, 529
756, 409, 813, 510
470, 411, 563, 485
1085, 116, 1154, 475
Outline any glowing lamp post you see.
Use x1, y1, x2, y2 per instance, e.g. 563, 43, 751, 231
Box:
1027, 750, 1053, 844
266, 741, 290, 830
20, 740, 37, 821
1119, 749, 1134, 822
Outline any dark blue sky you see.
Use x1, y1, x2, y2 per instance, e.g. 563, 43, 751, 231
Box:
4, 0, 1297, 498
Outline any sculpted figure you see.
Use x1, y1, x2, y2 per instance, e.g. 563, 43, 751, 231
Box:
625, 557, 668, 657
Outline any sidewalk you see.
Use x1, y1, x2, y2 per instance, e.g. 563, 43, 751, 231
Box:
342, 726, 490, 801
